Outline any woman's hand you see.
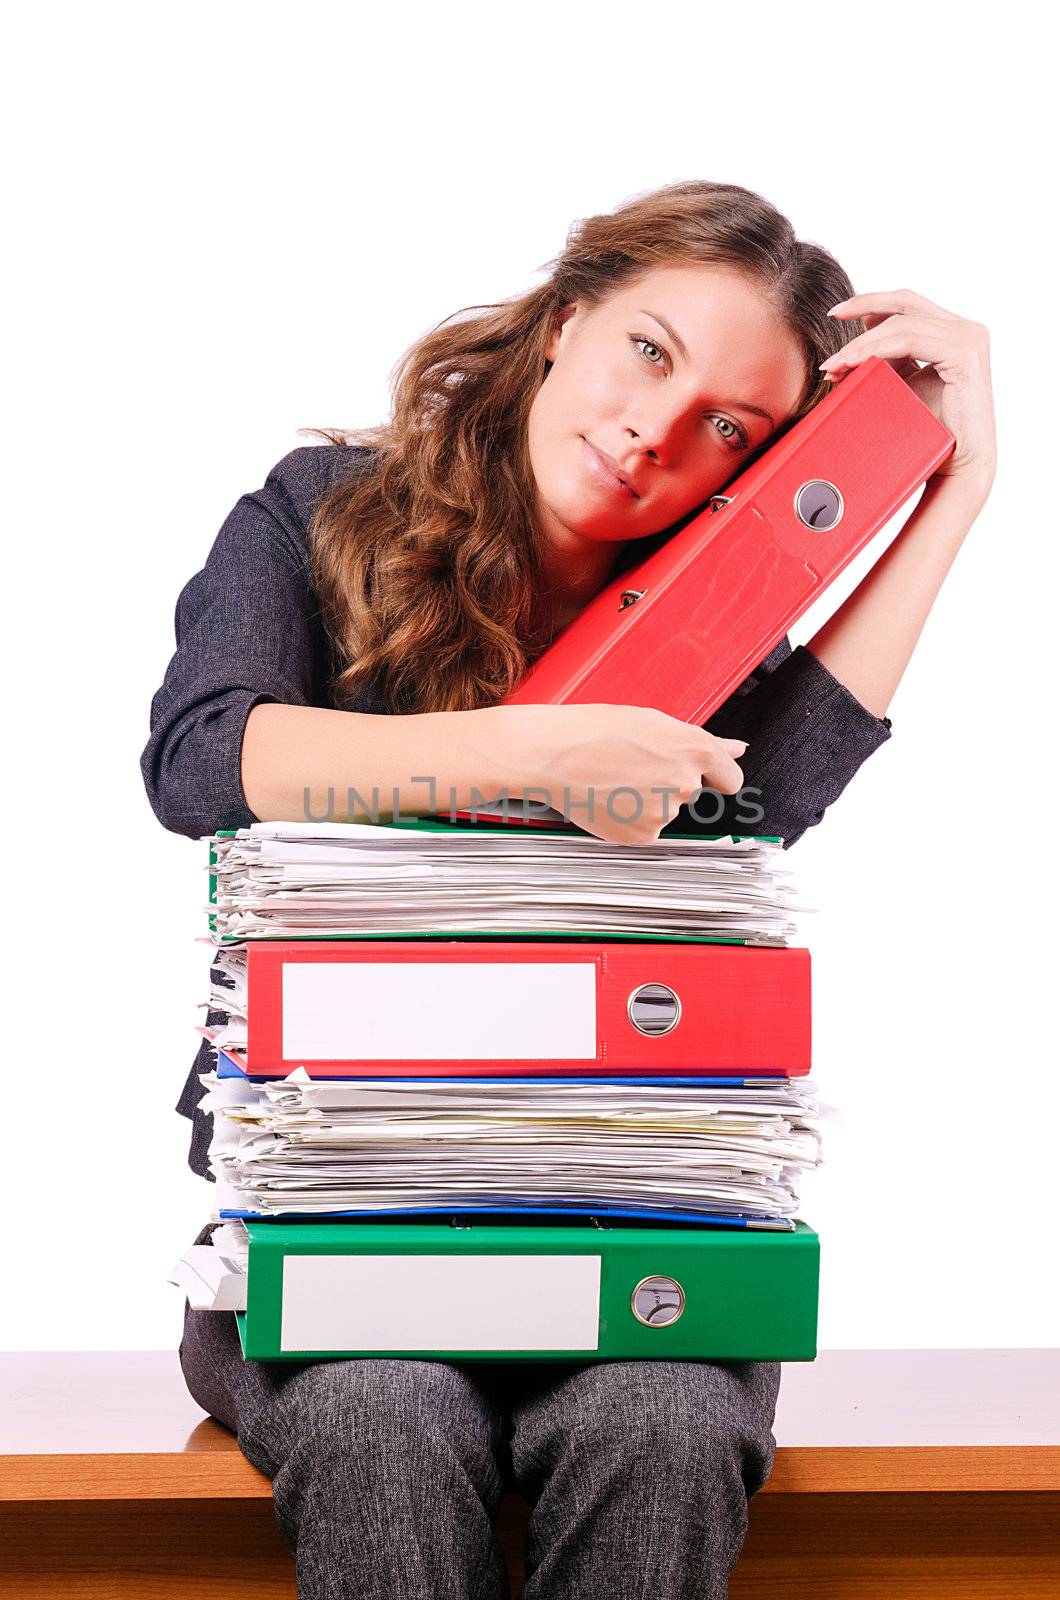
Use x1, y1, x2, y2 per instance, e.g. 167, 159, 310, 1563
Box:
821, 289, 997, 501
489, 702, 747, 846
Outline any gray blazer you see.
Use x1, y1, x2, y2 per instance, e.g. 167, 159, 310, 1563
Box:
140, 445, 892, 1177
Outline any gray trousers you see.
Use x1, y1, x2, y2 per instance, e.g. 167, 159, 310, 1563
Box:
179, 1300, 780, 1600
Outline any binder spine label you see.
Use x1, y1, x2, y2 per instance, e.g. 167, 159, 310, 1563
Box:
279, 1253, 603, 1353
281, 960, 599, 1061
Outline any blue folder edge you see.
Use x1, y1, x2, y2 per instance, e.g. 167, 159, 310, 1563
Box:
215, 1052, 792, 1089
218, 1204, 796, 1231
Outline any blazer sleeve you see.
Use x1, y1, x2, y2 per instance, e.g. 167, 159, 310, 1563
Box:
668, 637, 894, 849
139, 450, 336, 839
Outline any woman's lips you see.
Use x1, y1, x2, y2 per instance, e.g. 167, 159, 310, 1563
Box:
582, 438, 638, 499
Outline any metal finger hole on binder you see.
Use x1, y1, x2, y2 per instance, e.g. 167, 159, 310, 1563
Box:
794, 479, 844, 530
631, 1275, 686, 1329
627, 982, 682, 1036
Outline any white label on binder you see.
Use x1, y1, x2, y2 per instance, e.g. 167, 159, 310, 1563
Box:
281, 961, 598, 1060
280, 1253, 602, 1352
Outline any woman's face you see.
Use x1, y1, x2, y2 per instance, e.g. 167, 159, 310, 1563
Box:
527, 263, 809, 548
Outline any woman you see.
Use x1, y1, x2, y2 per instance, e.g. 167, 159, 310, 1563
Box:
141, 180, 996, 1599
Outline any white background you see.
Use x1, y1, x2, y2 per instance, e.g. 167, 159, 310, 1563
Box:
5, 2, 1057, 1351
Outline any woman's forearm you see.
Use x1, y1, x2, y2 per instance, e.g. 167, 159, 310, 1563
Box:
240, 702, 520, 824
240, 697, 749, 839
806, 471, 992, 719
810, 287, 996, 718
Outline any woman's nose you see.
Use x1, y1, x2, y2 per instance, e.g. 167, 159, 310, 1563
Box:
625, 395, 701, 465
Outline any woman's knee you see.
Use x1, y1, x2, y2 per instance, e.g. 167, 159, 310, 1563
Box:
178, 1304, 244, 1433
245, 1357, 503, 1488
513, 1359, 780, 1495
251, 1360, 508, 1569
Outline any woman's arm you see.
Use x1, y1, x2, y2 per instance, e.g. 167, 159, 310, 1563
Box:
806, 471, 991, 718
806, 288, 996, 719
139, 445, 504, 838
140, 465, 328, 838
240, 701, 520, 823
688, 640, 894, 849
241, 699, 748, 839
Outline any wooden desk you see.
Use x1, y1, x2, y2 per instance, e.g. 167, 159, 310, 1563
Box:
2, 1350, 1059, 1598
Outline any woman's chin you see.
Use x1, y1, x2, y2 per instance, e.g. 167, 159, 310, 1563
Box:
571, 521, 637, 545
553, 499, 641, 543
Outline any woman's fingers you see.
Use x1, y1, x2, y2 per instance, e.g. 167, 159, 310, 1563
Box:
831, 309, 922, 382
698, 732, 745, 797
820, 315, 983, 378
828, 288, 960, 322
823, 289, 994, 486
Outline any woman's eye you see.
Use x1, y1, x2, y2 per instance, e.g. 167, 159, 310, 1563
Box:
633, 335, 665, 365
713, 417, 745, 446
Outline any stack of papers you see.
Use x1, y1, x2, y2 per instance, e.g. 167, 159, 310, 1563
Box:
207, 821, 804, 944
201, 1068, 822, 1222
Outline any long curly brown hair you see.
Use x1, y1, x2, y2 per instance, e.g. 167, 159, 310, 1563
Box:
303, 179, 864, 715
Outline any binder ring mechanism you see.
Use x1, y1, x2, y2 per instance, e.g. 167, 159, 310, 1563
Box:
618, 494, 735, 611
